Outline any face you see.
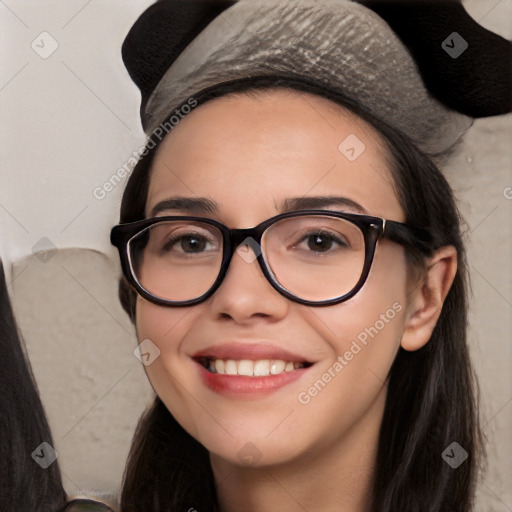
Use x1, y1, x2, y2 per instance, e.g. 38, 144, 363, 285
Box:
136, 89, 411, 471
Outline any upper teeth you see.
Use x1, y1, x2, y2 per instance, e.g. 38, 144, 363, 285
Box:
206, 359, 304, 376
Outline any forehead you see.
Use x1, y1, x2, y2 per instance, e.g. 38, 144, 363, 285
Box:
146, 89, 403, 223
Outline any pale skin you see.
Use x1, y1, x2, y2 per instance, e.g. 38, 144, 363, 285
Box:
135, 89, 457, 512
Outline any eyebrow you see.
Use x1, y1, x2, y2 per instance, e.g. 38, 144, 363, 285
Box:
149, 195, 368, 217
280, 196, 367, 214
150, 197, 218, 217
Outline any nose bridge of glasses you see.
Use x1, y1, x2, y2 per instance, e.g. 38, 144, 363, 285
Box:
229, 226, 265, 253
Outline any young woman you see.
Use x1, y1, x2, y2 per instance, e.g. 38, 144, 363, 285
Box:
110, 1, 510, 510
112, 78, 478, 512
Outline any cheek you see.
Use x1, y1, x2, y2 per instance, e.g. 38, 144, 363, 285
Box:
308, 243, 408, 348
135, 299, 200, 422
291, 248, 408, 449
300, 245, 408, 397
135, 298, 186, 342
135, 299, 179, 388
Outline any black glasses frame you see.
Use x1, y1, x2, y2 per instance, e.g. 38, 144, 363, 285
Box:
111, 209, 432, 308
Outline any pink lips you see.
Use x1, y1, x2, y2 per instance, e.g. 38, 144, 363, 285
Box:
192, 342, 314, 397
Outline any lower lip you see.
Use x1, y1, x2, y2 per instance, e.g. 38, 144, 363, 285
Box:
194, 360, 310, 397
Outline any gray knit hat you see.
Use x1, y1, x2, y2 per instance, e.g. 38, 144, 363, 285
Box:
122, 0, 512, 156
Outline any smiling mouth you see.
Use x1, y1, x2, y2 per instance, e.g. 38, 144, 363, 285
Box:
195, 357, 313, 377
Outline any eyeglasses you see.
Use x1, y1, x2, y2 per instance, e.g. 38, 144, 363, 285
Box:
110, 209, 432, 307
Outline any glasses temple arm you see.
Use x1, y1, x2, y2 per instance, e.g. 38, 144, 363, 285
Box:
383, 220, 433, 254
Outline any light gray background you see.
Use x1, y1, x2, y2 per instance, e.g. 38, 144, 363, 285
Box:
0, 0, 511, 509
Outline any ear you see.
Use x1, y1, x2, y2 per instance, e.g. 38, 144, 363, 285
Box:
400, 245, 458, 351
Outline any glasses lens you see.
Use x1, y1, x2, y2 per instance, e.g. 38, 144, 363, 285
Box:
128, 220, 223, 302
262, 215, 366, 302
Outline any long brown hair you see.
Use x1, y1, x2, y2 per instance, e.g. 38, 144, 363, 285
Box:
117, 77, 482, 512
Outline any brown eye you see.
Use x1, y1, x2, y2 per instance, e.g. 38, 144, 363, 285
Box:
162, 234, 209, 253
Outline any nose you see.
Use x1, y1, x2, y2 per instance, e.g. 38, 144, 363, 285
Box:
207, 238, 289, 323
